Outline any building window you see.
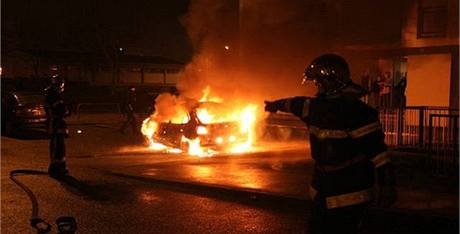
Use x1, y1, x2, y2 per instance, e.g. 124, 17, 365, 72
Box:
147, 68, 164, 73
417, 4, 448, 38
130, 67, 141, 72
166, 69, 180, 74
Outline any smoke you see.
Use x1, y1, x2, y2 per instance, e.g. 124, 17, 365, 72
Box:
177, 0, 322, 103
180, 0, 223, 51
150, 0, 328, 123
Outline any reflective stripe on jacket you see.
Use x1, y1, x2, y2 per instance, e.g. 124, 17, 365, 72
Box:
274, 93, 388, 201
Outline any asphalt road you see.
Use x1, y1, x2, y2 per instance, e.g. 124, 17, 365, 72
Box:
1, 123, 311, 234
2, 136, 309, 233
2, 122, 458, 233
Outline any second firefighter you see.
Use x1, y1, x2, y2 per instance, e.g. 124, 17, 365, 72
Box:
44, 74, 70, 178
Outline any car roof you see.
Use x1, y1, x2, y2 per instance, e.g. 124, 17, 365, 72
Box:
4, 91, 42, 97
10, 91, 42, 95
3, 91, 44, 104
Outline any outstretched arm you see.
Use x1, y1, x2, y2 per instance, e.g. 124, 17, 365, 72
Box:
264, 97, 311, 119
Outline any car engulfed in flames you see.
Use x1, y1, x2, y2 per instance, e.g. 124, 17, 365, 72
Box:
156, 103, 247, 148
141, 89, 259, 157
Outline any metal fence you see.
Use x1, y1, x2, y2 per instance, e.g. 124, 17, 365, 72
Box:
428, 114, 459, 176
379, 106, 459, 176
379, 107, 459, 148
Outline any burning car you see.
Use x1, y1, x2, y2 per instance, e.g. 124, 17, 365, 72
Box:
141, 93, 258, 156
154, 102, 246, 150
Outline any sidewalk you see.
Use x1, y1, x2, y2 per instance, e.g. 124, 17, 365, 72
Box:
389, 150, 459, 217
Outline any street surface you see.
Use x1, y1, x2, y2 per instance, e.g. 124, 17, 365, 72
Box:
1, 115, 458, 233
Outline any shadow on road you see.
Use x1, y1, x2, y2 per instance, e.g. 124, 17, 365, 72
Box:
2, 129, 48, 140
56, 174, 138, 203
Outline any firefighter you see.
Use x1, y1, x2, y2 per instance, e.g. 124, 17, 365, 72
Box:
45, 74, 70, 178
265, 54, 396, 234
120, 87, 138, 134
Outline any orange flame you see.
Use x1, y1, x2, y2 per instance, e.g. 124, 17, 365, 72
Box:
141, 86, 259, 156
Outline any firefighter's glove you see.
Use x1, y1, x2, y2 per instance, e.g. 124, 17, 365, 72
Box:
374, 163, 397, 208
264, 101, 278, 113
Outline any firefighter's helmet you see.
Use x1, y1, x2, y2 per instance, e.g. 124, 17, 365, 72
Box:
303, 54, 351, 95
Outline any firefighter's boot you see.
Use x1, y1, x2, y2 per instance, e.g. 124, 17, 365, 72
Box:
48, 161, 68, 179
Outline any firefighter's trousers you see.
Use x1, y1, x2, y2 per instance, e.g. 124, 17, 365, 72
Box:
120, 112, 138, 134
48, 132, 67, 177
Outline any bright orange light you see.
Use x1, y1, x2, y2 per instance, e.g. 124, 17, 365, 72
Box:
197, 126, 208, 135
166, 148, 182, 154
197, 109, 214, 123
181, 136, 216, 157
141, 86, 259, 157
229, 136, 236, 142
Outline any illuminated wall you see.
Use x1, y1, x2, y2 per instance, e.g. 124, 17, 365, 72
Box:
406, 53, 451, 107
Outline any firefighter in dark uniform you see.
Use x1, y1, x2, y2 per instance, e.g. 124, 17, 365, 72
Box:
120, 87, 138, 134
265, 54, 396, 234
45, 74, 70, 178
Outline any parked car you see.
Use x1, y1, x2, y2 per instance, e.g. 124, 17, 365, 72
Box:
1, 91, 47, 135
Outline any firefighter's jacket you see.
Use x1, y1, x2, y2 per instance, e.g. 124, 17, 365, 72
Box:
45, 87, 69, 135
122, 92, 136, 114
272, 92, 389, 209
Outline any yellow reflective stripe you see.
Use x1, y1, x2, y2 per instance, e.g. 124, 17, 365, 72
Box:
309, 121, 381, 140
372, 152, 390, 168
309, 186, 317, 199
302, 99, 310, 118
326, 189, 373, 209
349, 121, 381, 138
309, 125, 348, 139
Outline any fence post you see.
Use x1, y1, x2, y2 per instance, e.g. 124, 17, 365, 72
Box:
428, 114, 433, 155
397, 107, 403, 146
418, 107, 425, 147
427, 114, 433, 172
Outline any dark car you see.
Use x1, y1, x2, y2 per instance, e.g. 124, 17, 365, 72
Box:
1, 91, 47, 135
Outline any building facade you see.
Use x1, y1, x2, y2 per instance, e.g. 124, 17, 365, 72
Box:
1, 50, 185, 87
337, 0, 459, 109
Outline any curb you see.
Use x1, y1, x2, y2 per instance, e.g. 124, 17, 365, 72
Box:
109, 170, 310, 212
109, 170, 458, 223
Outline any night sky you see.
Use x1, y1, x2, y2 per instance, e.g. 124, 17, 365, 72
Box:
2, 0, 193, 62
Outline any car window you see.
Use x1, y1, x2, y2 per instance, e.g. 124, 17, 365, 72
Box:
16, 94, 45, 105
6, 94, 18, 105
